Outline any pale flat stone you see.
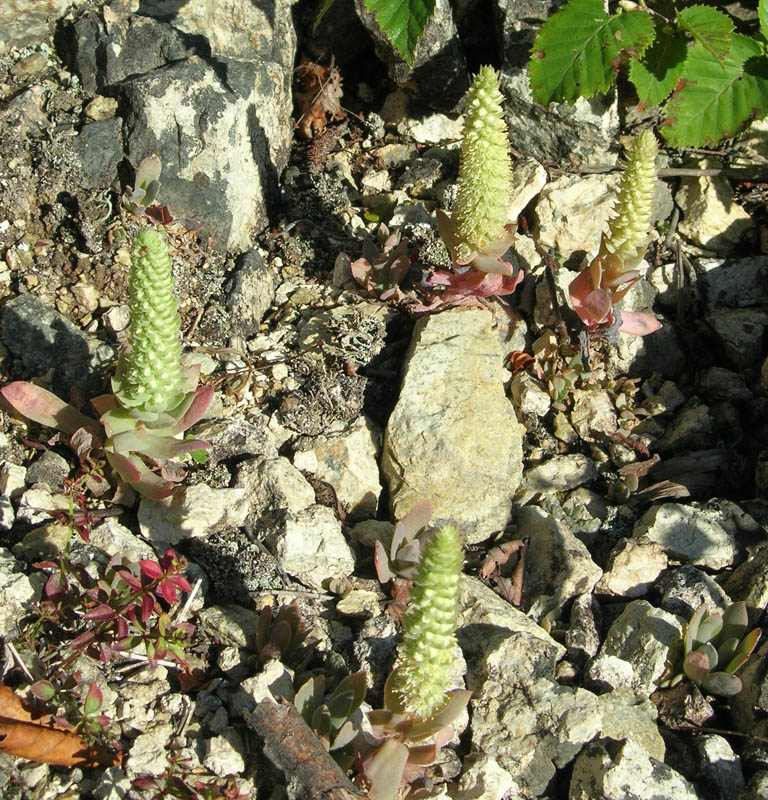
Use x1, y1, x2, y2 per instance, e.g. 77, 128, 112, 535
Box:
382, 308, 523, 544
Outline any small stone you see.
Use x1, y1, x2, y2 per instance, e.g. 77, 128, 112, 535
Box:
0, 460, 27, 498
517, 454, 597, 499
399, 113, 463, 144
71, 282, 100, 313
232, 660, 295, 716
587, 655, 636, 693
234, 456, 316, 519
84, 95, 118, 121
13, 521, 71, 561
655, 402, 713, 454
570, 390, 618, 442
697, 367, 752, 403
0, 547, 44, 638
126, 720, 175, 776
349, 518, 394, 549
453, 753, 515, 800
203, 731, 245, 777
725, 548, 768, 608
596, 537, 668, 598
708, 308, 768, 370
656, 564, 730, 618
336, 589, 380, 618
508, 157, 548, 220
138, 485, 249, 548
695, 734, 744, 800
510, 371, 550, 418
25, 450, 71, 490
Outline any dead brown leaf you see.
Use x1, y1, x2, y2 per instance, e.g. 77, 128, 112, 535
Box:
0, 685, 120, 768
294, 55, 344, 140
480, 539, 526, 606
385, 578, 413, 623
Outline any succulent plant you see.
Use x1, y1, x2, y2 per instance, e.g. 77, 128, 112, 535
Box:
360, 525, 471, 800
1, 228, 212, 499
658, 601, 761, 697
568, 129, 661, 337
252, 601, 311, 668
122, 155, 162, 217
294, 671, 366, 767
374, 500, 436, 583
419, 66, 523, 311
338, 226, 413, 301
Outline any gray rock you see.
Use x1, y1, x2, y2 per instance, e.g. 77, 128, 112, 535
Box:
89, 518, 156, 564
1, 293, 115, 395
382, 308, 523, 544
596, 537, 668, 598
708, 308, 768, 370
232, 660, 295, 717
634, 503, 743, 571
119, 54, 290, 252
354, 0, 468, 112
125, 720, 176, 776
517, 454, 597, 500
695, 735, 744, 800
566, 593, 601, 665
570, 389, 618, 442
0, 460, 27, 499
293, 416, 382, 519
197, 604, 261, 649
71, 119, 123, 189
0, 0, 78, 49
739, 772, 768, 800
262, 505, 355, 589
511, 506, 602, 619
725, 548, 768, 608
510, 371, 551, 418
203, 731, 245, 777
352, 612, 399, 695
138, 485, 249, 548
191, 416, 277, 465
587, 655, 636, 693
234, 456, 316, 519
697, 367, 753, 403
452, 753, 515, 800
0, 547, 45, 638
677, 169, 753, 256
700, 256, 768, 309
657, 565, 730, 618
654, 402, 713, 455
92, 768, 132, 800
599, 600, 683, 697
224, 249, 277, 339
25, 450, 71, 490
570, 739, 699, 800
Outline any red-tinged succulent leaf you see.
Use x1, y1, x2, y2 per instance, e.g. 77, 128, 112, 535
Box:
83, 684, 103, 717
684, 650, 712, 684
90, 394, 119, 417
618, 310, 662, 336
697, 611, 724, 644
117, 570, 141, 590
686, 604, 708, 651
105, 451, 176, 500
1, 382, 98, 434
110, 430, 211, 461
116, 617, 129, 640
141, 593, 155, 623
363, 738, 409, 800
139, 560, 164, 580
173, 385, 214, 434
405, 689, 472, 742
157, 580, 178, 605
83, 604, 117, 622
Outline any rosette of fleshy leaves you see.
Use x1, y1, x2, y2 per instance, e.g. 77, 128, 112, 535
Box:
374, 499, 436, 583
1, 228, 212, 500
658, 601, 761, 697
418, 66, 523, 313
359, 525, 471, 800
337, 226, 413, 301
568, 129, 662, 337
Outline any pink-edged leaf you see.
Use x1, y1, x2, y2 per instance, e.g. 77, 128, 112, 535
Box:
116, 570, 142, 590
110, 430, 211, 461
139, 560, 164, 580
45, 571, 68, 598
471, 254, 515, 275
30, 680, 57, 702
181, 363, 201, 392
169, 574, 192, 593
435, 209, 461, 262
69, 631, 97, 651
582, 288, 613, 323
350, 257, 372, 286
157, 579, 178, 605
116, 616, 129, 640
173, 385, 213, 433
141, 593, 155, 623
363, 738, 409, 800
0, 382, 98, 434
374, 539, 394, 583
83, 683, 103, 716
105, 451, 176, 500
618, 310, 662, 336
84, 604, 117, 621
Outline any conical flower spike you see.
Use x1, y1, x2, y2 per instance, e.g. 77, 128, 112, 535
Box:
394, 524, 463, 719
600, 129, 658, 271
112, 228, 188, 420
452, 66, 514, 265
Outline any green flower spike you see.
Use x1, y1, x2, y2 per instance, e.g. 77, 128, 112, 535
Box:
393, 524, 464, 719
112, 228, 188, 421
600, 128, 659, 270
451, 66, 514, 269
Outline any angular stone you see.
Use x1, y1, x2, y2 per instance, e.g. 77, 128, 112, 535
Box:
596, 537, 668, 598
224, 249, 277, 339
657, 564, 730, 618
695, 735, 744, 800
707, 308, 768, 370
382, 309, 523, 544
599, 600, 683, 697
0, 0, 76, 49
700, 256, 768, 309
191, 416, 277, 465
262, 505, 355, 589
570, 739, 698, 800
293, 416, 382, 519
517, 454, 597, 498
634, 503, 742, 570
0, 293, 115, 395
234, 456, 316, 519
511, 506, 602, 619
0, 547, 44, 638
138, 485, 249, 548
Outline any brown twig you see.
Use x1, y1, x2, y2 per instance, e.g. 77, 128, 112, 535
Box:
245, 700, 365, 800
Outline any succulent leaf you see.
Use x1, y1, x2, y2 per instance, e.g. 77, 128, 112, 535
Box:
696, 612, 724, 646
701, 671, 742, 697
721, 600, 749, 641
683, 650, 711, 685
392, 524, 463, 719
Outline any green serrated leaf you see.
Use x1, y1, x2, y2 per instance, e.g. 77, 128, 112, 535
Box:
662, 34, 768, 147
363, 0, 436, 65
629, 22, 687, 107
761, 0, 768, 41
529, 0, 655, 105
677, 5, 733, 67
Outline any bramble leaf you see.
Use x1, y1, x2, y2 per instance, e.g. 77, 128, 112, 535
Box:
629, 21, 687, 107
529, 0, 655, 105
676, 5, 733, 67
761, 0, 768, 40
662, 34, 768, 147
363, 0, 436, 65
